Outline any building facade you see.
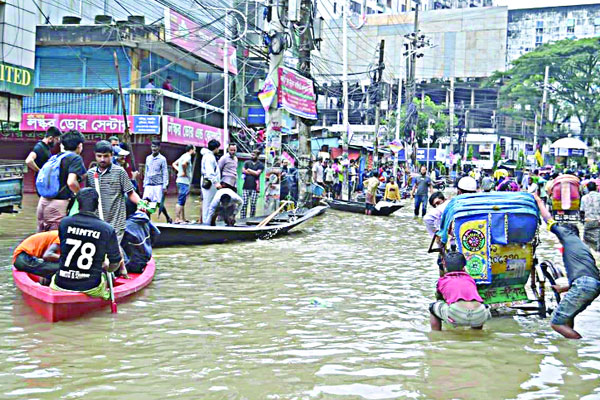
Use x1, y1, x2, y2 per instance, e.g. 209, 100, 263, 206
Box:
507, 3, 600, 65
0, 0, 37, 124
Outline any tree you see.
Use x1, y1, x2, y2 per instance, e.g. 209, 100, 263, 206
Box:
386, 96, 454, 146
492, 144, 502, 171
486, 38, 600, 139
466, 145, 474, 161
516, 150, 525, 170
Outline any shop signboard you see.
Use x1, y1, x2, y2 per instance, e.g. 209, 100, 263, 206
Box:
162, 116, 224, 148
277, 67, 317, 120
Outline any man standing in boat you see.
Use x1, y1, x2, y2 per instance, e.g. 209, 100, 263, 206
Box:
50, 188, 124, 300
241, 149, 264, 219
201, 139, 222, 224
218, 143, 238, 191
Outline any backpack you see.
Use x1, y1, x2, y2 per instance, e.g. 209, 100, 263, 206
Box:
35, 153, 70, 198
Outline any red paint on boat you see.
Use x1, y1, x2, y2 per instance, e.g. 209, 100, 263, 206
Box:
12, 258, 156, 322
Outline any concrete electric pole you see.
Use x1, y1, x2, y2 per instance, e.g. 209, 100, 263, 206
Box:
372, 40, 385, 171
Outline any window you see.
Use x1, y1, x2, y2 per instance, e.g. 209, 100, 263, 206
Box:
535, 35, 543, 46
567, 26, 575, 33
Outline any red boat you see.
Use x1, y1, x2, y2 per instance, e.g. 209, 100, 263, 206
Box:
12, 259, 156, 322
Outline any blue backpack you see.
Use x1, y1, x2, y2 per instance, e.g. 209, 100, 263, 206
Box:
36, 153, 70, 198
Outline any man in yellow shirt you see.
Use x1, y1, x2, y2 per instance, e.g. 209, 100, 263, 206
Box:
364, 172, 381, 215
384, 176, 401, 202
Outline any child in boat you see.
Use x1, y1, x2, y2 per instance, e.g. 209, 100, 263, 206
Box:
430, 252, 492, 331
121, 200, 160, 274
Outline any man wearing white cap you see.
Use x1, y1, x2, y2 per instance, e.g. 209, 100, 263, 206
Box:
457, 176, 478, 195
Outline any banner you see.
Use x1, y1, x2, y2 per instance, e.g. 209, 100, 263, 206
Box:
19, 113, 159, 134
164, 8, 237, 74
161, 116, 224, 148
258, 77, 277, 111
277, 67, 317, 120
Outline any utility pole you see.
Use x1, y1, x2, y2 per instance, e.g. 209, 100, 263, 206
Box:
341, 0, 350, 200
406, 1, 419, 107
537, 65, 550, 152
297, 0, 313, 204
449, 77, 454, 165
223, 25, 229, 147
393, 76, 402, 176
373, 40, 385, 171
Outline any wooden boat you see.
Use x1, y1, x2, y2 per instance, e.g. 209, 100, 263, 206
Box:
13, 258, 156, 322
326, 199, 403, 216
154, 205, 328, 247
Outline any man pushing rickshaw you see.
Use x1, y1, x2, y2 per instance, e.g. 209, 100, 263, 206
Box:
430, 191, 600, 339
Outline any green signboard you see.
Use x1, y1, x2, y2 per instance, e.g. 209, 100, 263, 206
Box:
0, 62, 35, 97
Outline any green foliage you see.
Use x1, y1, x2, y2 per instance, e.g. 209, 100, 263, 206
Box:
516, 150, 525, 170
457, 158, 462, 172
466, 145, 474, 161
386, 96, 455, 146
485, 38, 600, 138
438, 162, 447, 176
492, 144, 502, 171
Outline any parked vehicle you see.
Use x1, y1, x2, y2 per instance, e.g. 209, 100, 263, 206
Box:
0, 161, 25, 214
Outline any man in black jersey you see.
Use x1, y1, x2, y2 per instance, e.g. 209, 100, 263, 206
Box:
50, 188, 123, 299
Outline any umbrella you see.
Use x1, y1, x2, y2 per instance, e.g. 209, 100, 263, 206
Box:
550, 137, 587, 150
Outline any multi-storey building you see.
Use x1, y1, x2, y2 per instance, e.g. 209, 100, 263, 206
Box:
507, 3, 600, 65
0, 0, 36, 125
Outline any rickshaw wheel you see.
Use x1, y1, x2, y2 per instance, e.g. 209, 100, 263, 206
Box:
540, 260, 562, 304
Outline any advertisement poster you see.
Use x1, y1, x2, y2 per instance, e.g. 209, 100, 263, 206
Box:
164, 8, 237, 74
161, 116, 224, 148
277, 67, 317, 120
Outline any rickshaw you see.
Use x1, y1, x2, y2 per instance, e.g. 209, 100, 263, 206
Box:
430, 192, 561, 317
547, 174, 581, 222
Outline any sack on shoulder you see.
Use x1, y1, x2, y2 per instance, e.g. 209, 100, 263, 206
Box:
202, 178, 212, 189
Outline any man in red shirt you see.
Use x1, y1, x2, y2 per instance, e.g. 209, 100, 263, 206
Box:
162, 76, 174, 91
430, 252, 491, 331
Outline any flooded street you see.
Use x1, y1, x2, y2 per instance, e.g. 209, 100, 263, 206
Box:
1, 195, 599, 399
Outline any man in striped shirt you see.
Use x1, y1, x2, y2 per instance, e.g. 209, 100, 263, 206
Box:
143, 140, 171, 223
86, 141, 140, 243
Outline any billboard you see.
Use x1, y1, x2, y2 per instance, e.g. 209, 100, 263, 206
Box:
277, 67, 317, 120
164, 8, 238, 74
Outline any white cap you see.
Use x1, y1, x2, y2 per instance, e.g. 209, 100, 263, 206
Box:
458, 176, 477, 192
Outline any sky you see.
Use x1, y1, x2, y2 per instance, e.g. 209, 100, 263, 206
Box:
495, 0, 600, 9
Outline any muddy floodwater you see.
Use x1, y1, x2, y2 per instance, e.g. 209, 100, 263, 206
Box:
0, 195, 599, 399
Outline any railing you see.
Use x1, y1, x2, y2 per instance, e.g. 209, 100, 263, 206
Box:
23, 88, 225, 128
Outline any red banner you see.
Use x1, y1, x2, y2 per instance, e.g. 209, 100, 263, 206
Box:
164, 8, 237, 75
161, 116, 224, 148
277, 67, 317, 120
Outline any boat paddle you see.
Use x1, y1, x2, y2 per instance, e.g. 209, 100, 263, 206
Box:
257, 201, 292, 228
94, 171, 118, 314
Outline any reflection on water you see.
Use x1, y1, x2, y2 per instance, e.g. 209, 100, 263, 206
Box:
0, 195, 599, 399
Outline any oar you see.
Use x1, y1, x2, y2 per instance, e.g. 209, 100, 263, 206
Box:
257, 201, 292, 228
94, 171, 118, 314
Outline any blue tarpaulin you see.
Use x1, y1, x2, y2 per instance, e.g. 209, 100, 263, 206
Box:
437, 192, 540, 244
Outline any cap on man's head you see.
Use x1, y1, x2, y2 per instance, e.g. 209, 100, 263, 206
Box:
113, 145, 130, 157
151, 140, 161, 147
94, 140, 113, 154
108, 136, 119, 143
444, 252, 467, 272
458, 176, 477, 193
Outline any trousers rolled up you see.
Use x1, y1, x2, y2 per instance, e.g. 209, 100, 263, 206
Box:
13, 252, 60, 278
36, 197, 69, 232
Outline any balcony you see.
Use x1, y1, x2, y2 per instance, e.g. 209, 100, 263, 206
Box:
23, 88, 224, 127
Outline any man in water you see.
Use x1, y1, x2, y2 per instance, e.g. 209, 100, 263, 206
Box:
51, 188, 124, 299
411, 165, 432, 217
430, 252, 491, 331
207, 188, 243, 226
534, 194, 600, 339
144, 140, 171, 223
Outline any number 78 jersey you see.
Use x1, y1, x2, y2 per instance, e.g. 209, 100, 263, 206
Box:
54, 212, 122, 292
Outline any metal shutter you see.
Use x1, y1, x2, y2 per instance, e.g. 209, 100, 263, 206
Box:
38, 58, 84, 88
86, 59, 130, 88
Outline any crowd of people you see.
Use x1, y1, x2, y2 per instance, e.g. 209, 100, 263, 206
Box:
412, 162, 600, 339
